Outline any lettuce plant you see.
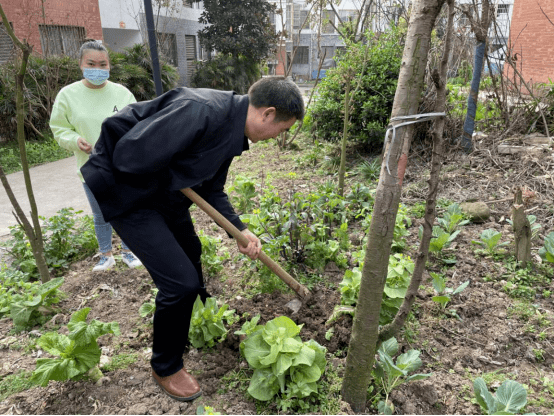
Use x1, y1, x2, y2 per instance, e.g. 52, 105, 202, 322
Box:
31, 308, 120, 386
241, 316, 327, 403
138, 288, 158, 318
473, 377, 529, 415
188, 296, 237, 349
335, 253, 413, 325
373, 337, 431, 414
426, 226, 460, 253
0, 275, 64, 330
472, 229, 509, 255
539, 231, 554, 264
437, 203, 470, 233
431, 272, 469, 309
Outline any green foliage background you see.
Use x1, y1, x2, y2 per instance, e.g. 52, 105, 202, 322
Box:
309, 28, 404, 149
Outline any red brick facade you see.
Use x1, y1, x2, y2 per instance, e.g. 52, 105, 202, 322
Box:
2, 0, 103, 56
506, 0, 554, 89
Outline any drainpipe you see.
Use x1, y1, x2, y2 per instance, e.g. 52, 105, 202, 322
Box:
144, 0, 163, 96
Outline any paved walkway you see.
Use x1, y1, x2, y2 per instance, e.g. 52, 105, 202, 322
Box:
0, 156, 91, 236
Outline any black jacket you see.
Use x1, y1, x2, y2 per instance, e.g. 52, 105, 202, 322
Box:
81, 87, 250, 229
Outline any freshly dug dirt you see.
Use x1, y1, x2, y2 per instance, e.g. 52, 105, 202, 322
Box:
1, 137, 554, 415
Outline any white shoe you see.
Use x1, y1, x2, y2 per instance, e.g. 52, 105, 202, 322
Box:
92, 255, 115, 272
121, 252, 142, 268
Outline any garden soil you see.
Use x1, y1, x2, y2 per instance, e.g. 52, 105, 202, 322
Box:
1, 136, 554, 415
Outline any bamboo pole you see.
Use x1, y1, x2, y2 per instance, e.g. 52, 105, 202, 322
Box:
181, 188, 311, 299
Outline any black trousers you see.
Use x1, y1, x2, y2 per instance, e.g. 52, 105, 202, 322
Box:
110, 205, 208, 377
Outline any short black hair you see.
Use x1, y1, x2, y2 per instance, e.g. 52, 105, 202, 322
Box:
248, 77, 305, 122
79, 41, 109, 64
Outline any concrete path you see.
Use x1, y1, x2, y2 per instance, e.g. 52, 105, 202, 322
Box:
0, 156, 91, 236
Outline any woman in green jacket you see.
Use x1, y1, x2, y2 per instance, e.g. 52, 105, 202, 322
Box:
50, 40, 141, 271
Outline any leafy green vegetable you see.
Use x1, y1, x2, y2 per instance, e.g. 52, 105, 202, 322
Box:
1, 276, 64, 330
427, 226, 460, 253
472, 229, 509, 255
431, 272, 469, 312
241, 316, 327, 403
473, 377, 529, 415
539, 231, 554, 264
437, 203, 470, 233
188, 296, 237, 349
373, 337, 431, 415
31, 308, 120, 387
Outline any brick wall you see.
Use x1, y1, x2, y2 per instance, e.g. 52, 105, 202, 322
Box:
505, 0, 554, 89
2, 0, 103, 56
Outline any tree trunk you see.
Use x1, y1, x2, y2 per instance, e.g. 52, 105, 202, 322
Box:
379, 0, 455, 343
341, 0, 446, 411
0, 4, 50, 283
511, 188, 532, 267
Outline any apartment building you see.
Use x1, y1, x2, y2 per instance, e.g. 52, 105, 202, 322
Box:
0, 0, 206, 85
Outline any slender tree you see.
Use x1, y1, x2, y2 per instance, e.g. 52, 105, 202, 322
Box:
0, 5, 50, 283
341, 0, 446, 411
459, 0, 493, 152
379, 0, 456, 343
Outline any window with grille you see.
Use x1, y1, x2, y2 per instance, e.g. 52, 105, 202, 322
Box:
292, 46, 308, 64
185, 35, 197, 80
157, 32, 178, 66
0, 22, 15, 64
39, 25, 85, 58
458, 4, 472, 28
318, 46, 334, 59
293, 9, 308, 31
497, 4, 509, 16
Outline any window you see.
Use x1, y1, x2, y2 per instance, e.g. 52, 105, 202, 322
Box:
458, 4, 472, 28
293, 9, 309, 31
292, 46, 308, 65
0, 22, 14, 64
157, 32, 178, 66
497, 4, 509, 16
185, 35, 197, 81
318, 46, 334, 59
321, 10, 334, 34
339, 10, 358, 24
39, 25, 85, 58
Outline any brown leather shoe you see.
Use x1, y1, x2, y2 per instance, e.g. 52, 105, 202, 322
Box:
152, 368, 202, 402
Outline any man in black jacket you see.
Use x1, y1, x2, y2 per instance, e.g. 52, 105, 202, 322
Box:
81, 77, 304, 402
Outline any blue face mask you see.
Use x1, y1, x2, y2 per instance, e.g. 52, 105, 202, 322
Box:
83, 68, 110, 85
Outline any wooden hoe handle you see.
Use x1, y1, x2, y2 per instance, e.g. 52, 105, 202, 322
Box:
181, 188, 311, 299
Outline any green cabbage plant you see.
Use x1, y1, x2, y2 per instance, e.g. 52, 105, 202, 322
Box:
241, 316, 327, 402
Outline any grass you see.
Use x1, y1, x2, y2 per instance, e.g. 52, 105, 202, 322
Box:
101, 352, 139, 372
0, 371, 36, 401
0, 134, 71, 174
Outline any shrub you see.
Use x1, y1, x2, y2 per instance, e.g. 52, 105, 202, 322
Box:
309, 27, 404, 149
191, 54, 259, 94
